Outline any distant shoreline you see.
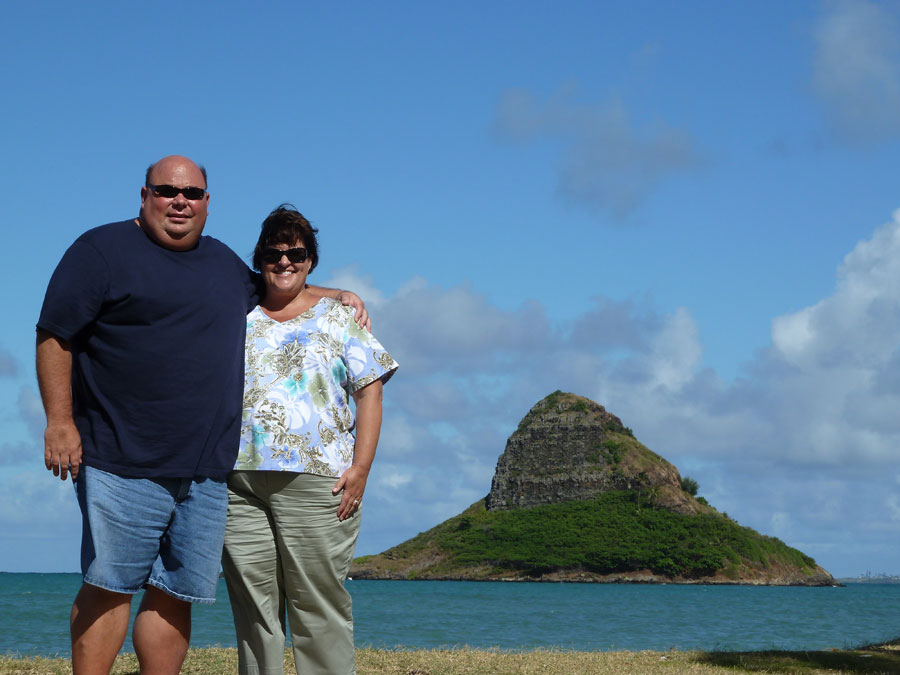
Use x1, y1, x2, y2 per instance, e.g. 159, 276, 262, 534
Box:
2, 570, 892, 585
350, 574, 843, 586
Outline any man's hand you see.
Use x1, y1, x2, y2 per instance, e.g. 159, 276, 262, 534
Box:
338, 291, 371, 331
44, 421, 82, 481
305, 286, 371, 330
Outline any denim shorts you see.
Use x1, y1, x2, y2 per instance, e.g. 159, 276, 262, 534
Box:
75, 465, 228, 604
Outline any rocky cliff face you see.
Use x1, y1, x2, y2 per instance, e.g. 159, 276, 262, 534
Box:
486, 391, 698, 514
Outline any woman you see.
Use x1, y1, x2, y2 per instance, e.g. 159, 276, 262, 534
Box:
222, 204, 398, 675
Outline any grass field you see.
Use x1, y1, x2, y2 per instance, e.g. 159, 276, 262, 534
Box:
2, 640, 899, 675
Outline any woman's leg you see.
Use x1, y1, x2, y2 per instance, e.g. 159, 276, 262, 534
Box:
222, 472, 287, 675
270, 473, 361, 675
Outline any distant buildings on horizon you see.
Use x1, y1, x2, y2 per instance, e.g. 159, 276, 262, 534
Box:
839, 571, 900, 583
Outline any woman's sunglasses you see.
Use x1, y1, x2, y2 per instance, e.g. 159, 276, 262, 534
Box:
260, 247, 309, 264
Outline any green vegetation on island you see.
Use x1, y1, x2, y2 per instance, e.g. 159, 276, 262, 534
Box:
354, 491, 819, 582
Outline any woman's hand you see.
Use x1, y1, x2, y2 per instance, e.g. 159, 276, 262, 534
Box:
333, 464, 370, 521
334, 379, 384, 520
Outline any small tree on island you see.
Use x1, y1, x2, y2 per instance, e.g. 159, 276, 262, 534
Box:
681, 475, 699, 496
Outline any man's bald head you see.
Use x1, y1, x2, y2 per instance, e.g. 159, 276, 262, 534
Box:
145, 156, 207, 188
138, 155, 210, 251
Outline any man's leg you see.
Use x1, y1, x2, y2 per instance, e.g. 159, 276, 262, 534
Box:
70, 583, 132, 675
136, 476, 227, 674
133, 586, 191, 675
74, 466, 178, 672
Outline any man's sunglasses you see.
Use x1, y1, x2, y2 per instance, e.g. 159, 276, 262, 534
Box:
260, 247, 310, 264
146, 183, 207, 200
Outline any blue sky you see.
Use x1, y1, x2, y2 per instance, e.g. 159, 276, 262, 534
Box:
3, 0, 900, 578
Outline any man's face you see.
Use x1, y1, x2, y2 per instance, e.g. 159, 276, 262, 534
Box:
139, 156, 210, 251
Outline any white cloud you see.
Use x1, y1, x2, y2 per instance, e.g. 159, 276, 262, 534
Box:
647, 308, 702, 390
0, 466, 82, 571
494, 86, 703, 221
0, 386, 44, 470
774, 212, 900, 371
0, 468, 77, 525
760, 210, 900, 467
379, 416, 421, 455
0, 346, 18, 377
1, 388, 44, 468
812, 0, 900, 141
771, 306, 818, 364
377, 467, 413, 490
888, 494, 900, 522
322, 266, 387, 309
375, 282, 552, 375
18, 385, 44, 439
769, 512, 792, 539
0, 440, 39, 467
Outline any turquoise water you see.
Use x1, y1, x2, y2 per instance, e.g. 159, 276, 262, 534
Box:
2, 573, 898, 657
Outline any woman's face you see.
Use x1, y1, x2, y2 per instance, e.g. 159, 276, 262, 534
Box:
260, 239, 312, 299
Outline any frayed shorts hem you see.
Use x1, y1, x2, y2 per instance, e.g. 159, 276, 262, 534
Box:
81, 577, 217, 604
82, 577, 143, 596
146, 579, 217, 604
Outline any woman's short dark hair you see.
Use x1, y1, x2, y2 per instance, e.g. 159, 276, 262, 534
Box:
252, 204, 319, 272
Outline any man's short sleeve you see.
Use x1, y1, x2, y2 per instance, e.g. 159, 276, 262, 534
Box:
37, 240, 109, 342
244, 266, 262, 311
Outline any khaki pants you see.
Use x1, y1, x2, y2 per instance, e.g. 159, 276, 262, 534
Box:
223, 472, 361, 675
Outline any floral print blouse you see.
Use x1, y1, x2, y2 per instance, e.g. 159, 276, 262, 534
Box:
235, 298, 398, 475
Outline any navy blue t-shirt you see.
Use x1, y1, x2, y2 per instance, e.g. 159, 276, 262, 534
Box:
37, 220, 259, 480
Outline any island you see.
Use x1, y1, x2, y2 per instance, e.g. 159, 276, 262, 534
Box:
351, 391, 834, 585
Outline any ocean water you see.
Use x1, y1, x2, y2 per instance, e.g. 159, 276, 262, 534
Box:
2, 573, 899, 657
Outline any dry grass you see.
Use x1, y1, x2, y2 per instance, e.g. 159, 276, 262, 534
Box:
1, 642, 899, 674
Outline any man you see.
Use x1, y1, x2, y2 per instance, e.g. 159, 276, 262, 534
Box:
36, 155, 366, 674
